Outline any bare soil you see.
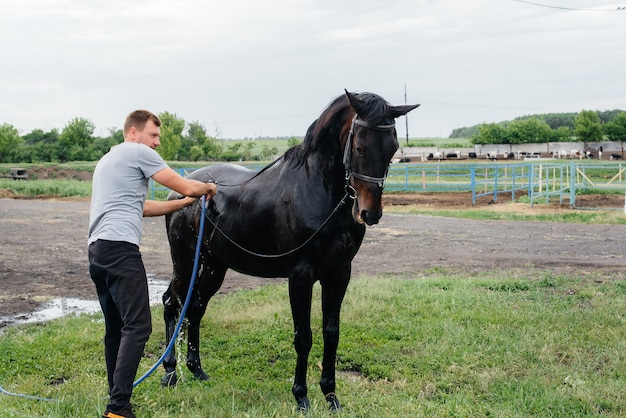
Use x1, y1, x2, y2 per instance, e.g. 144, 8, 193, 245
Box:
1, 193, 625, 328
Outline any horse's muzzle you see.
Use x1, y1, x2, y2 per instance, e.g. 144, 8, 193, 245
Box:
352, 199, 382, 225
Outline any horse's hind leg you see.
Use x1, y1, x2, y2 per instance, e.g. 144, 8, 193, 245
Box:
319, 264, 351, 411
161, 281, 183, 386
161, 259, 226, 385
161, 237, 198, 387
185, 262, 226, 380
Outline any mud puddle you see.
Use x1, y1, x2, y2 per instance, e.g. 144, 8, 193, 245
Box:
0, 275, 170, 331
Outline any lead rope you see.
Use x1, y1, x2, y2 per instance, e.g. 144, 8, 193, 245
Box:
0, 194, 209, 402
202, 189, 352, 259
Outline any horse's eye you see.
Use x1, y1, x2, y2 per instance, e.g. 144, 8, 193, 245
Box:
355, 146, 364, 155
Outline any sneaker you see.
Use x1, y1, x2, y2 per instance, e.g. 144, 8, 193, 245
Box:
102, 403, 136, 418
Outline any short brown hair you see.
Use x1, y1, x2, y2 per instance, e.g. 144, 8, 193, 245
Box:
123, 110, 161, 137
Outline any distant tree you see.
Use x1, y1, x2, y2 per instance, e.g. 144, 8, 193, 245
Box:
597, 109, 623, 124
108, 127, 124, 143
90, 138, 119, 159
260, 144, 279, 160
0, 123, 23, 163
241, 142, 255, 161
158, 112, 185, 160
470, 123, 506, 145
82, 127, 122, 161
552, 126, 573, 142
59, 117, 95, 161
604, 112, 626, 142
574, 110, 603, 143
186, 121, 222, 160
449, 125, 479, 139
189, 145, 204, 161
221, 142, 243, 161
538, 113, 577, 130
22, 129, 45, 145
505, 119, 553, 144
455, 110, 625, 141
287, 136, 302, 148
21, 128, 60, 162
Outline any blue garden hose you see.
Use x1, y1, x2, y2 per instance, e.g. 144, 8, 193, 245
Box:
133, 194, 206, 386
0, 385, 57, 402
0, 194, 207, 402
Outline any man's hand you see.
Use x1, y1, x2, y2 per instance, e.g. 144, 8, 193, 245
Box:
204, 182, 218, 197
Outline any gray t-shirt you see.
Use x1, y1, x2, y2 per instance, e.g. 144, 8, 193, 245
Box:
88, 142, 168, 246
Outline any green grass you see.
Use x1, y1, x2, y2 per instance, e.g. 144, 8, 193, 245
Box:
386, 204, 626, 224
0, 178, 92, 198
1, 273, 625, 417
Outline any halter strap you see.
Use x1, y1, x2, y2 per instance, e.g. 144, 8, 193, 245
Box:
353, 118, 396, 131
343, 114, 395, 189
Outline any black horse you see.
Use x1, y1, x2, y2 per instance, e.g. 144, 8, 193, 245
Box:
161, 90, 419, 411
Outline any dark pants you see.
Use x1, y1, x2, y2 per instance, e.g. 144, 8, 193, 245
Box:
89, 239, 152, 410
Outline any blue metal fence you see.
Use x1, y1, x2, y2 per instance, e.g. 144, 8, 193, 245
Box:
529, 161, 626, 210
385, 163, 532, 205
149, 161, 626, 210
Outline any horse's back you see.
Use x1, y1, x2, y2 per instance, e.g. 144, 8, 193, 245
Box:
188, 163, 256, 184
167, 163, 255, 201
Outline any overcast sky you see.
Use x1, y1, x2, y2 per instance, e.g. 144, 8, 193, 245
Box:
0, 0, 624, 140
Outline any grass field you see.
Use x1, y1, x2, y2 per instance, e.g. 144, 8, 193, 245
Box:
1, 273, 625, 417
1, 162, 625, 416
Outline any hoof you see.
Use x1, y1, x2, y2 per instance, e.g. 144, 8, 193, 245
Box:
192, 369, 210, 381
160, 371, 178, 387
326, 392, 341, 411
296, 396, 310, 414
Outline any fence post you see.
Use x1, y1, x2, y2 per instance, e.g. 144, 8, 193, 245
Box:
569, 161, 576, 208
404, 165, 409, 190
512, 165, 517, 201
529, 164, 535, 207
471, 166, 476, 205
493, 166, 499, 203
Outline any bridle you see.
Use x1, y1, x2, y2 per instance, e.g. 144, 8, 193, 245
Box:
342, 114, 396, 190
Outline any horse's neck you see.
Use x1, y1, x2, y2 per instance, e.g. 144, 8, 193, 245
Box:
275, 145, 346, 199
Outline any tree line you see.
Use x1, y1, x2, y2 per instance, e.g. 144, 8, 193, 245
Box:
3, 109, 626, 164
449, 109, 626, 145
0, 111, 302, 164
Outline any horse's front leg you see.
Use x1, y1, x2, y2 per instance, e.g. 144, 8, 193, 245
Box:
186, 265, 226, 380
288, 274, 314, 412
319, 264, 351, 411
184, 291, 210, 381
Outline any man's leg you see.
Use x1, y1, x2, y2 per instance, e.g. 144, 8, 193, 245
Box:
89, 240, 152, 411
90, 260, 123, 394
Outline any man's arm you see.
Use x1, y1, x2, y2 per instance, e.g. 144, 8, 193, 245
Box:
143, 196, 198, 217
152, 167, 217, 198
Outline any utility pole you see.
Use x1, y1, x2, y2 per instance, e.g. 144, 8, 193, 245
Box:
404, 84, 410, 146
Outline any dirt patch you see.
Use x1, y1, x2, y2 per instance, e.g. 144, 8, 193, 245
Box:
383, 191, 626, 210
19, 167, 93, 181
0, 195, 625, 327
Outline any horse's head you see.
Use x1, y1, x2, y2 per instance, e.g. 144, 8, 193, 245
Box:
342, 90, 419, 225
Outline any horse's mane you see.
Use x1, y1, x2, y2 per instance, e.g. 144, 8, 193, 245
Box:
282, 92, 391, 166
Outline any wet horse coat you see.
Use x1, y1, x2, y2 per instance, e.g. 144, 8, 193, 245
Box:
162, 90, 419, 410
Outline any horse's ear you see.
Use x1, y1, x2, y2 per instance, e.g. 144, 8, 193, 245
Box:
391, 104, 420, 118
344, 89, 364, 113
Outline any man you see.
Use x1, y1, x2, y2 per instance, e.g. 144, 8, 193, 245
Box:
88, 110, 217, 418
